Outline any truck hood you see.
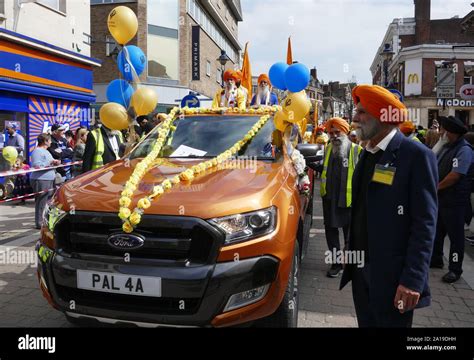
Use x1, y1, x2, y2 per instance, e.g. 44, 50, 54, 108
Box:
58, 158, 290, 219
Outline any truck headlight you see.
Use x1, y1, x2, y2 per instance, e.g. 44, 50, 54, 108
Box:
43, 203, 67, 233
209, 207, 277, 245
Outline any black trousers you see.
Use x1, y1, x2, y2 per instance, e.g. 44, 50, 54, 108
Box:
432, 205, 467, 275
351, 265, 414, 328
325, 224, 349, 254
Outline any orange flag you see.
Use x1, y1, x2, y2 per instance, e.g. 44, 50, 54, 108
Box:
241, 42, 253, 104
287, 37, 293, 65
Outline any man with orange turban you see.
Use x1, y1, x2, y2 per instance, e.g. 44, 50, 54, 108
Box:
212, 69, 246, 110
340, 85, 438, 328
399, 121, 421, 142
250, 74, 278, 107
320, 117, 362, 278
234, 70, 249, 105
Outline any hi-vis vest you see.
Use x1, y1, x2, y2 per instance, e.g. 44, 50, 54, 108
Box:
320, 143, 362, 207
90, 129, 123, 170
409, 133, 421, 143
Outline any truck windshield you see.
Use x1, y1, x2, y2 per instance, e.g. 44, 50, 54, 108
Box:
130, 115, 278, 160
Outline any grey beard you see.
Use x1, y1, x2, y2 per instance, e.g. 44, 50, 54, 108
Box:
432, 134, 449, 156
332, 136, 351, 159
356, 117, 383, 141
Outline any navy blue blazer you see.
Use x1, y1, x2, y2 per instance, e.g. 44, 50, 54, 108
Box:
340, 130, 438, 311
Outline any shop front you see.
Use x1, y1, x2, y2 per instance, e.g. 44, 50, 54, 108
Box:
0, 28, 101, 160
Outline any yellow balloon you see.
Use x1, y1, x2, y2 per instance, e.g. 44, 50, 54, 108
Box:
282, 91, 311, 123
131, 87, 158, 116
107, 6, 138, 45
99, 102, 130, 131
2, 146, 18, 165
274, 111, 289, 132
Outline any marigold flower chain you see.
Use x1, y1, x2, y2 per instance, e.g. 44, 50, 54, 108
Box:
118, 106, 279, 233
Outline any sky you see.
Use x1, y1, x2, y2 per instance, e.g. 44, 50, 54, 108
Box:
238, 0, 474, 84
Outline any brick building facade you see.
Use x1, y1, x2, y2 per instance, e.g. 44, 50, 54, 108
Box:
91, 0, 243, 110
370, 0, 474, 128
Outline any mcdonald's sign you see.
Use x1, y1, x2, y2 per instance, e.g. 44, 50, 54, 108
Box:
407, 74, 420, 84
404, 59, 422, 96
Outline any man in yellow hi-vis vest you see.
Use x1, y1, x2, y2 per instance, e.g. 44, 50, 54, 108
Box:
321, 118, 362, 278
82, 125, 124, 173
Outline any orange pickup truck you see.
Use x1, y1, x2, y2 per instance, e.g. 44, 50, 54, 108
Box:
36, 110, 318, 328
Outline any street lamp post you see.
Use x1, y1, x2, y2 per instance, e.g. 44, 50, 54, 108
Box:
217, 50, 231, 87
380, 44, 394, 88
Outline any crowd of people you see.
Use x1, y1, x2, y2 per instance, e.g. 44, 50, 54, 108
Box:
1, 76, 473, 329
314, 85, 473, 327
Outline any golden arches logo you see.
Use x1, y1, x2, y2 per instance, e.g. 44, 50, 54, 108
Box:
407, 74, 420, 84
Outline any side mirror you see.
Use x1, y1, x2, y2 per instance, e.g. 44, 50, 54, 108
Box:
296, 144, 320, 163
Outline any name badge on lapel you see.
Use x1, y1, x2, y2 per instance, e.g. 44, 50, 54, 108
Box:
372, 164, 397, 186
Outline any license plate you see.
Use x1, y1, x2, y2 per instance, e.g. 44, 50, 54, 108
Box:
77, 270, 161, 298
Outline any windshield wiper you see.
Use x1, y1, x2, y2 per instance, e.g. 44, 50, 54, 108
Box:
166, 155, 216, 159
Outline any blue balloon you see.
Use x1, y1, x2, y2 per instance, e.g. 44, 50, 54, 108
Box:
117, 45, 146, 81
106, 79, 134, 108
269, 62, 289, 90
284, 63, 310, 93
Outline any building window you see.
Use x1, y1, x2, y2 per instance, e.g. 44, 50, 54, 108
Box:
148, 0, 178, 30
217, 68, 221, 83
148, 32, 179, 80
36, 0, 66, 13
464, 69, 472, 85
187, 0, 236, 63
106, 35, 119, 57
148, 1, 179, 80
0, 0, 4, 15
206, 61, 211, 77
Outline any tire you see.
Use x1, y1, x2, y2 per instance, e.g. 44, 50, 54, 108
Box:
256, 241, 300, 328
0, 184, 5, 200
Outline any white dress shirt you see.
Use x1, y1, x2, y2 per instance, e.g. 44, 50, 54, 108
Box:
108, 134, 120, 159
365, 128, 398, 154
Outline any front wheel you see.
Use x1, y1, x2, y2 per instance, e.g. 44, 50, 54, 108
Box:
256, 241, 300, 328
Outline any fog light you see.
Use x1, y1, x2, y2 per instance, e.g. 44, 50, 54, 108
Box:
223, 284, 270, 312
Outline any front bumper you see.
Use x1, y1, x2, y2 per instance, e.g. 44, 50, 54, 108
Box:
37, 244, 281, 327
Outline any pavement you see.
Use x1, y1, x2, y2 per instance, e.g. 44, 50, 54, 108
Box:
0, 182, 474, 328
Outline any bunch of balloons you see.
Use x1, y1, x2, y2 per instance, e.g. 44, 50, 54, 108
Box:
269, 62, 311, 133
101, 6, 158, 131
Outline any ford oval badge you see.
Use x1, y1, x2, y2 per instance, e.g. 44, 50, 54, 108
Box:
107, 233, 145, 251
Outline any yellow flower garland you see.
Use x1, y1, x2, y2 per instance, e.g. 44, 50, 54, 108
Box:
118, 105, 280, 233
